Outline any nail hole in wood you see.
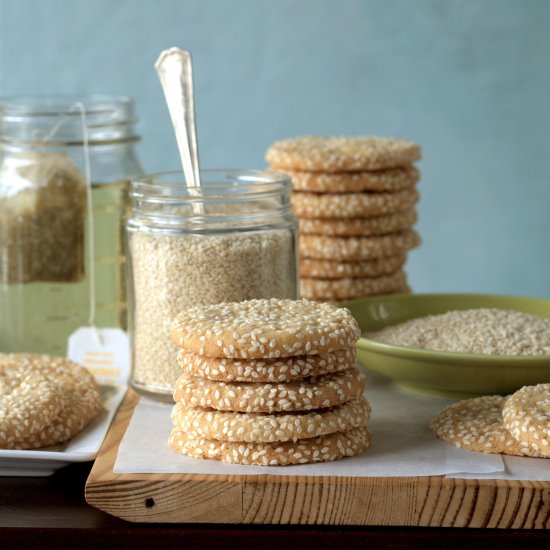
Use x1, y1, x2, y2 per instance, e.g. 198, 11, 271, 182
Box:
145, 498, 155, 508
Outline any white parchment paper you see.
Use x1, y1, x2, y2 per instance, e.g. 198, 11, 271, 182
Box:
112, 372, 550, 479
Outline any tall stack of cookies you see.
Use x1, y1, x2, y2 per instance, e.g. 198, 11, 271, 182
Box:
266, 136, 422, 303
168, 298, 372, 466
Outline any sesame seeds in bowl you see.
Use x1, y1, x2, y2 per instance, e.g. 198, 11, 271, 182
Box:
344, 293, 550, 399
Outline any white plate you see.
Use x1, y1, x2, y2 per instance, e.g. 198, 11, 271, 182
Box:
0, 384, 127, 477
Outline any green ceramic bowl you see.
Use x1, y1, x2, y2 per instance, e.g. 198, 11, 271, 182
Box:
343, 293, 550, 399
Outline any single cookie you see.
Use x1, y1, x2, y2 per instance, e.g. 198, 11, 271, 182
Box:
292, 188, 419, 219
0, 354, 101, 449
299, 229, 421, 261
173, 367, 366, 413
170, 298, 361, 359
502, 384, 550, 458
0, 365, 64, 449
169, 424, 371, 466
266, 136, 421, 172
299, 209, 417, 237
172, 395, 371, 443
300, 271, 408, 301
271, 165, 420, 193
177, 347, 356, 383
300, 254, 407, 279
431, 395, 543, 457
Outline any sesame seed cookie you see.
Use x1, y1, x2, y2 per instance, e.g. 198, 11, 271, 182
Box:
300, 271, 408, 302
173, 368, 366, 413
272, 165, 420, 193
298, 209, 417, 237
502, 384, 550, 458
0, 366, 64, 449
0, 354, 101, 449
177, 347, 356, 383
266, 136, 421, 172
299, 229, 421, 261
170, 298, 361, 359
292, 188, 419, 219
169, 424, 372, 466
431, 395, 543, 457
300, 254, 407, 279
172, 395, 371, 443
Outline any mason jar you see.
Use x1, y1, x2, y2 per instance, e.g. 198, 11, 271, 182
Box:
0, 95, 144, 355
127, 170, 299, 400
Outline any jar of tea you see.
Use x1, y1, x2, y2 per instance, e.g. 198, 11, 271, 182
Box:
0, 95, 144, 355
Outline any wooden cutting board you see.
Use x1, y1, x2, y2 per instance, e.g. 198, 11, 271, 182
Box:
85, 390, 550, 526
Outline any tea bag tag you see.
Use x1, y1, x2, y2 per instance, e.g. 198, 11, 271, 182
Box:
68, 327, 130, 385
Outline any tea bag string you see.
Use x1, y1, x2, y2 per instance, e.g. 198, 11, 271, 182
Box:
75, 103, 97, 333
34, 103, 99, 342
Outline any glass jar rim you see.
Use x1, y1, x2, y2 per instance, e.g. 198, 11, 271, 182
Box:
0, 93, 135, 119
128, 169, 294, 231
130, 169, 292, 198
0, 94, 139, 145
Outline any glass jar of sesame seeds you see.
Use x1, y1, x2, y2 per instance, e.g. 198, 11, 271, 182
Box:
127, 169, 299, 400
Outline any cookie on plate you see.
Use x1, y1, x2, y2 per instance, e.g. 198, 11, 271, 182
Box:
0, 353, 101, 450
0, 365, 64, 449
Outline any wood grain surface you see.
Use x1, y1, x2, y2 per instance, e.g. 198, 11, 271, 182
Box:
85, 391, 550, 527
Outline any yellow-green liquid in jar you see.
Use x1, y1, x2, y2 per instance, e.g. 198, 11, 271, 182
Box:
0, 180, 128, 355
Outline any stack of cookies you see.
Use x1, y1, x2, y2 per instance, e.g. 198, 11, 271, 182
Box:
0, 353, 101, 450
431, 383, 550, 459
266, 136, 422, 303
168, 298, 372, 466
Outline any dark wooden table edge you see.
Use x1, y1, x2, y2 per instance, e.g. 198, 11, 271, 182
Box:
2, 459, 548, 548
1, 524, 549, 550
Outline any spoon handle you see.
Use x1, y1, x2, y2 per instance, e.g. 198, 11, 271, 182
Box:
155, 47, 201, 188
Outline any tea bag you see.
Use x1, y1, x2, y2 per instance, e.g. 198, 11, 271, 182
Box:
0, 151, 86, 283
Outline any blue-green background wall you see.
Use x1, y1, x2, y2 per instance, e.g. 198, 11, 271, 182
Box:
1, 0, 549, 297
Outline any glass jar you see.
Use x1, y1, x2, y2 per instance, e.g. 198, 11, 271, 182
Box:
127, 170, 299, 400
0, 95, 144, 356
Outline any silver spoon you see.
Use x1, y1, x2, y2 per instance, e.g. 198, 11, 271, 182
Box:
155, 47, 202, 192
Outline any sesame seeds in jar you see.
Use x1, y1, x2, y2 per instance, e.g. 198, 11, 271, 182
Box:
126, 170, 298, 400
